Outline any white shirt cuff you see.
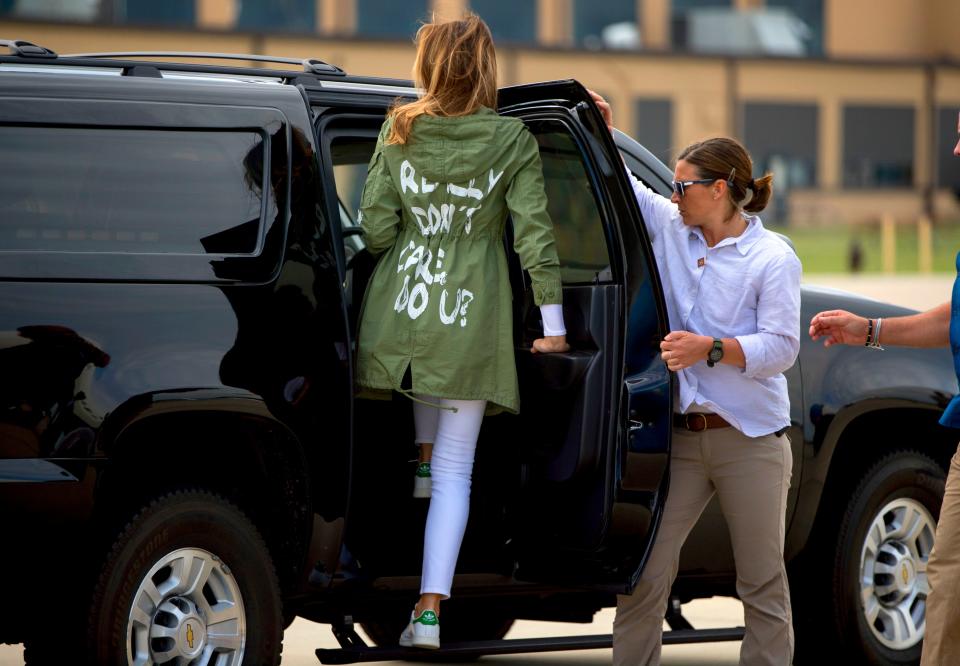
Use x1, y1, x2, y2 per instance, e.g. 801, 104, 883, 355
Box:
735, 334, 763, 378
540, 303, 566, 336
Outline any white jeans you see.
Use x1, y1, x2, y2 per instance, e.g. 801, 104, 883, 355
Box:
413, 395, 486, 598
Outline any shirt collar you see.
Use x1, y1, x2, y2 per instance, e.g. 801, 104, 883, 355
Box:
688, 213, 765, 255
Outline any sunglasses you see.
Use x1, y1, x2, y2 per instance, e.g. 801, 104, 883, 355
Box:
671, 168, 737, 198
670, 178, 715, 197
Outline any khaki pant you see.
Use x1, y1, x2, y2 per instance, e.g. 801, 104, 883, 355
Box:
613, 426, 794, 666
921, 444, 960, 666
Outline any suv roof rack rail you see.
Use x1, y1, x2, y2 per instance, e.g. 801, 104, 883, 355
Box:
63, 51, 345, 75
1, 39, 57, 58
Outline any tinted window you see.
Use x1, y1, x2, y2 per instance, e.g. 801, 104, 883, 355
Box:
0, 127, 267, 255
533, 123, 612, 284
330, 137, 377, 226
842, 105, 915, 188
324, 123, 611, 285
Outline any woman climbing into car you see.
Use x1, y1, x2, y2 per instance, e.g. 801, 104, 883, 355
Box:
354, 13, 569, 649
589, 92, 802, 666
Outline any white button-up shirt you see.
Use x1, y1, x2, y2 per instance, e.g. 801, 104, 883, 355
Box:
628, 172, 802, 437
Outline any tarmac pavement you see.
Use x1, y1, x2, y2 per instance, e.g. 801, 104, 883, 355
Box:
0, 598, 745, 665
803, 273, 952, 312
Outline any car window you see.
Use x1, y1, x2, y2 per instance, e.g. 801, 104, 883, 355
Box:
331, 138, 376, 231
325, 124, 613, 285
0, 126, 269, 255
529, 120, 613, 284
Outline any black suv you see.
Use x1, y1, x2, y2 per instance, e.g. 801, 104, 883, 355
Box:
1, 40, 957, 666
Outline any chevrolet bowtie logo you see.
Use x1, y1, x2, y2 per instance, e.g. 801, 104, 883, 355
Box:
186, 623, 195, 649
902, 564, 910, 585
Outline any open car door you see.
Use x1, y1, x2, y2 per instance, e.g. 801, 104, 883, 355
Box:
495, 80, 673, 593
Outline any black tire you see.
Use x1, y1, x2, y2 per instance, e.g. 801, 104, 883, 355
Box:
794, 451, 944, 665
85, 490, 283, 666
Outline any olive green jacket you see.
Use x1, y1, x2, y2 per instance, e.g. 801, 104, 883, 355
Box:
355, 107, 561, 414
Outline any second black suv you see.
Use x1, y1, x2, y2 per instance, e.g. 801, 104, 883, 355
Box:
1, 41, 956, 666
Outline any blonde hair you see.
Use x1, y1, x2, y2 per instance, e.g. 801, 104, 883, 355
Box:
387, 13, 498, 145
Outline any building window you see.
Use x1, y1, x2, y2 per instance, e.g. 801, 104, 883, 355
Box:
672, 0, 731, 49
1, 0, 100, 22
767, 0, 823, 56
356, 0, 429, 39
121, 0, 196, 26
842, 105, 915, 188
634, 98, 673, 166
0, 0, 199, 25
937, 107, 960, 192
470, 0, 536, 44
743, 102, 817, 222
573, 0, 637, 49
237, 0, 316, 33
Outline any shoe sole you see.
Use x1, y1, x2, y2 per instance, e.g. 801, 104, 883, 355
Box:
398, 638, 440, 650
399, 627, 440, 649
413, 478, 431, 499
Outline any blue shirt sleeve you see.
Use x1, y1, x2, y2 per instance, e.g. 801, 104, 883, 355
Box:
734, 250, 803, 379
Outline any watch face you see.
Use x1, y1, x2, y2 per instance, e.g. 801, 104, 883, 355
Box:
709, 340, 723, 362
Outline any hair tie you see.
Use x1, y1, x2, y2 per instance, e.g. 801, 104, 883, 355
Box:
748, 178, 758, 191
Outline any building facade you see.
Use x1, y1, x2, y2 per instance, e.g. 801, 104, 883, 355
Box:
2, 0, 959, 224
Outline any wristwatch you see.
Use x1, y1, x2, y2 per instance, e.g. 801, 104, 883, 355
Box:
707, 338, 724, 367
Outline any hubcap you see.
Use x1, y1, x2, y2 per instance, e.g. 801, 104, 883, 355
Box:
859, 498, 936, 651
126, 548, 246, 665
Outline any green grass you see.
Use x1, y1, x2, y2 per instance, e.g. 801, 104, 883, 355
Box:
767, 221, 960, 274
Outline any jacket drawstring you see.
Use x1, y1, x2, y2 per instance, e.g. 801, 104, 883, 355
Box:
370, 352, 459, 413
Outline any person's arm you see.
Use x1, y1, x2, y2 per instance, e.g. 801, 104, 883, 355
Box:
506, 129, 569, 354
809, 302, 951, 348
660, 331, 747, 372
733, 252, 802, 377
624, 170, 678, 243
660, 252, 802, 376
358, 124, 403, 255
588, 90, 676, 242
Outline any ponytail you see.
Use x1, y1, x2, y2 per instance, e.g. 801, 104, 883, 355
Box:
744, 173, 773, 213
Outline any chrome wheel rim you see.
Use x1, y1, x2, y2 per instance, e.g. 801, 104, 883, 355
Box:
126, 547, 246, 665
859, 498, 936, 651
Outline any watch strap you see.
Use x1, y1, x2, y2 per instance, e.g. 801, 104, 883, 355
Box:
707, 338, 723, 367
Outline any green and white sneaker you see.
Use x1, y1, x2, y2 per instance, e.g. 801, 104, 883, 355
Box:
398, 608, 440, 649
413, 461, 432, 499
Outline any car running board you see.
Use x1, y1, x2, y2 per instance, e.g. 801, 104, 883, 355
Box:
315, 616, 745, 664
